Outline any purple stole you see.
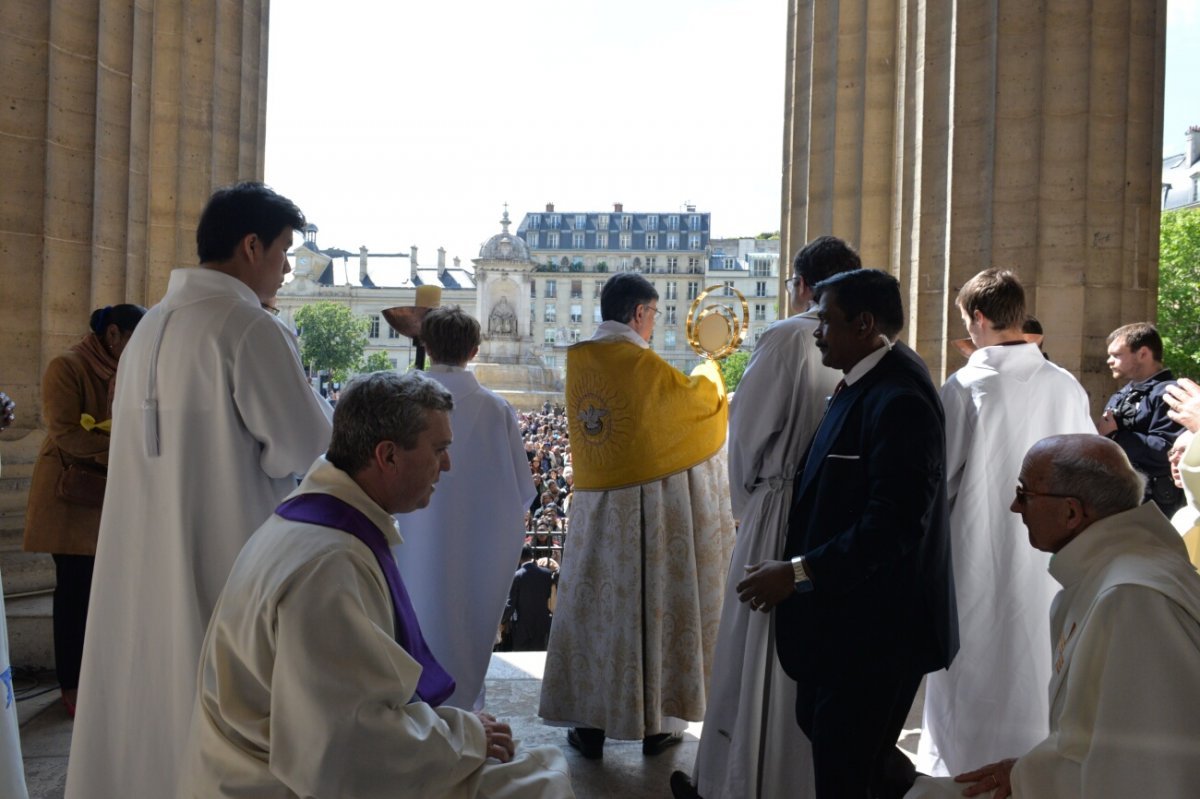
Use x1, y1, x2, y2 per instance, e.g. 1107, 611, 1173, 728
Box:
274, 492, 456, 706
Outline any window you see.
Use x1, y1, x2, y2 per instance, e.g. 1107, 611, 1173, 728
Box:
664, 329, 676, 348
724, 280, 735, 296
619, 232, 632, 249
570, 304, 582, 323
752, 258, 772, 277
687, 281, 699, 300
526, 231, 538, 247
575, 214, 587, 229
667, 215, 679, 230
596, 232, 609, 248
593, 281, 603, 299
388, 325, 401, 339
547, 231, 560, 248
548, 214, 560, 227
667, 256, 679, 274
754, 304, 767, 321
528, 215, 540, 228
665, 305, 677, 325
544, 305, 557, 323
368, 315, 380, 338
645, 256, 658, 272
545, 280, 557, 298
593, 306, 602, 323
620, 215, 632, 230
667, 233, 679, 250
689, 214, 701, 230
688, 234, 701, 250
598, 214, 609, 229
572, 232, 585, 248
665, 281, 678, 300
619, 257, 631, 270
530, 281, 537, 298
646, 233, 658, 249
645, 214, 658, 229
544, 355, 558, 370
756, 281, 767, 297
544, 329, 556, 344
688, 257, 702, 273
569, 328, 582, 343
570, 279, 582, 299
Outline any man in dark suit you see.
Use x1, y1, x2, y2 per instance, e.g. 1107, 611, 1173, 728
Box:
503, 545, 555, 650
737, 268, 959, 799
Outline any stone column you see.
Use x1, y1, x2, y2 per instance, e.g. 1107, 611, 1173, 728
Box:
781, 0, 1166, 405
0, 0, 270, 501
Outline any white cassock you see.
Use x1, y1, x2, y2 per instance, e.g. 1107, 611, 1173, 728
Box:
691, 309, 838, 799
0, 565, 29, 799
66, 268, 332, 799
394, 365, 535, 710
907, 501, 1200, 799
919, 343, 1095, 775
178, 458, 573, 799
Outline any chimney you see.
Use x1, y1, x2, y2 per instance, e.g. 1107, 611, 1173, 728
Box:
1189, 125, 1200, 168
453, 256, 461, 268
685, 204, 697, 213
410, 245, 419, 281
358, 246, 369, 283
613, 202, 623, 212
437, 247, 447, 278
545, 202, 555, 213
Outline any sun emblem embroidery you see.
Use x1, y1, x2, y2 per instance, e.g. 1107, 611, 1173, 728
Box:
569, 369, 632, 467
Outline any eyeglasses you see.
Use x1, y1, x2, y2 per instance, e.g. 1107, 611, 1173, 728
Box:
1014, 484, 1077, 506
786, 276, 802, 287
641, 304, 661, 317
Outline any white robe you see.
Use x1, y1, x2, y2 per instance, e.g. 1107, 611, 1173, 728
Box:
907, 502, 1200, 798
0, 566, 28, 799
539, 322, 735, 740
66, 268, 333, 799
394, 365, 535, 711
692, 310, 838, 799
919, 343, 1095, 775
178, 458, 573, 799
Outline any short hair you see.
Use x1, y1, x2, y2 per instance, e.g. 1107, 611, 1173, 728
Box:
325, 371, 453, 474
600, 272, 658, 324
1108, 322, 1164, 362
956, 269, 1026, 330
1022, 315, 1043, 336
89, 304, 147, 335
520, 544, 534, 561
1042, 444, 1145, 518
196, 182, 305, 264
793, 235, 862, 286
813, 269, 905, 338
421, 306, 480, 365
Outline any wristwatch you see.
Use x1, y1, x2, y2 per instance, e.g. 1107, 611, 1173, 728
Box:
791, 555, 811, 587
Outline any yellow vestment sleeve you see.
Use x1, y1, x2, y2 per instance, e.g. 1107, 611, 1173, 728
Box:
566, 339, 727, 490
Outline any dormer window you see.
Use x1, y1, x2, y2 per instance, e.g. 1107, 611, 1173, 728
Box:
620, 215, 632, 230
548, 214, 561, 227
689, 214, 701, 230
575, 214, 587, 229
528, 215, 540, 229
645, 215, 658, 229
598, 214, 609, 229
668, 215, 679, 230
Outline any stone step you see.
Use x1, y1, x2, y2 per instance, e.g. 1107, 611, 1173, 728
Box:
5, 592, 54, 671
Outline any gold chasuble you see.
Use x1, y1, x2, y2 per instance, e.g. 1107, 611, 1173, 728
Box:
567, 337, 727, 491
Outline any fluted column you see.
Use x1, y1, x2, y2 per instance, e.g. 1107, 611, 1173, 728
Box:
782, 0, 1167, 405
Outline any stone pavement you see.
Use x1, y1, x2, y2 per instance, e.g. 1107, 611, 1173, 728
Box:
16, 652, 925, 798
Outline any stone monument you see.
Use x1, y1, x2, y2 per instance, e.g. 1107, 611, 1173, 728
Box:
470, 208, 564, 409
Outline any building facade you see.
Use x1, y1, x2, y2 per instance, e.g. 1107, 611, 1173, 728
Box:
708, 237, 782, 347
1162, 125, 1200, 212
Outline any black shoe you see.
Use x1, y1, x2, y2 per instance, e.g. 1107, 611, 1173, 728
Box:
642, 730, 684, 756
567, 727, 604, 759
670, 769, 703, 799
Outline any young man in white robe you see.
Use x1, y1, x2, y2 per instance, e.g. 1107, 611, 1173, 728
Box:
395, 306, 536, 710
178, 371, 572, 798
66, 183, 333, 799
907, 434, 1200, 799
672, 236, 861, 799
917, 269, 1095, 777
539, 272, 735, 759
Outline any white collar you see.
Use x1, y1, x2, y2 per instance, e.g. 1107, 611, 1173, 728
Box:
843, 336, 893, 386
592, 320, 649, 349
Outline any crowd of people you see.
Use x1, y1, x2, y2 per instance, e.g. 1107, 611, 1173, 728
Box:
2, 182, 1199, 799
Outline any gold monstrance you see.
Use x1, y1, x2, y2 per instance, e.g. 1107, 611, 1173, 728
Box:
685, 285, 750, 360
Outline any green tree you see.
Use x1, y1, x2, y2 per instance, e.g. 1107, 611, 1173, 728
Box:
360, 351, 393, 373
1158, 208, 1200, 378
294, 302, 369, 384
720, 351, 751, 392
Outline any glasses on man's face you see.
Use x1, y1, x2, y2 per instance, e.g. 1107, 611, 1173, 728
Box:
786, 276, 802, 288
1013, 483, 1077, 506
641, 304, 661, 317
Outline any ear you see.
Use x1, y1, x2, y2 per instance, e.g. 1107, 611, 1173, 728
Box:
371, 439, 397, 471
1063, 497, 1086, 531
469, 345, 480, 361
238, 233, 260, 263
857, 311, 876, 336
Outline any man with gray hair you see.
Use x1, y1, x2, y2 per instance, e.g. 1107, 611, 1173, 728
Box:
179, 371, 572, 798
908, 434, 1200, 799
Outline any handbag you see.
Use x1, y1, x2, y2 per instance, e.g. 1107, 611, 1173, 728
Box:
55, 457, 107, 507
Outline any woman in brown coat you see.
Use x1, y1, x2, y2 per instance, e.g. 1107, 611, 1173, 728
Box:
23, 304, 145, 715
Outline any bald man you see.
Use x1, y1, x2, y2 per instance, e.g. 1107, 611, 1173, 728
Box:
908, 434, 1200, 799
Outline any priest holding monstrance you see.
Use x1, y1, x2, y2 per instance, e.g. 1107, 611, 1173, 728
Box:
539, 271, 736, 759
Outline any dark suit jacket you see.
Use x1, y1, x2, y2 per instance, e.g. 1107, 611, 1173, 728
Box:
776, 342, 959, 682
503, 561, 555, 650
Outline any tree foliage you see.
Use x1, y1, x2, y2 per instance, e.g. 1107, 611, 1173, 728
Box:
1158, 208, 1200, 379
294, 302, 369, 383
360, 351, 393, 374
720, 351, 751, 392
